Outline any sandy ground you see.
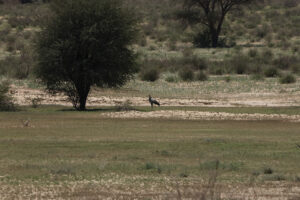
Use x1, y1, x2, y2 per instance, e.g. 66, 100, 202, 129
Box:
11, 87, 300, 107
0, 179, 299, 200
4, 87, 300, 199
100, 110, 300, 122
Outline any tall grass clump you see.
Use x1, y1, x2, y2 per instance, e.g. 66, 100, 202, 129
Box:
191, 56, 208, 71
264, 67, 279, 77
280, 74, 296, 84
273, 55, 298, 70
229, 55, 249, 74
140, 68, 160, 82
0, 80, 15, 111
165, 74, 179, 83
196, 71, 208, 81
179, 68, 194, 81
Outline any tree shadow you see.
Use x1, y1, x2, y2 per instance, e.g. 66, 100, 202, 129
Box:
58, 106, 146, 112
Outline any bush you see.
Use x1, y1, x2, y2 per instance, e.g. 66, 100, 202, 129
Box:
264, 168, 273, 174
192, 56, 208, 70
261, 48, 274, 62
251, 73, 264, 81
193, 29, 211, 48
230, 55, 249, 74
179, 68, 194, 81
0, 80, 15, 111
280, 74, 296, 84
140, 68, 160, 82
273, 55, 298, 70
115, 99, 134, 111
264, 67, 279, 77
165, 74, 178, 83
224, 76, 231, 83
248, 49, 258, 58
196, 71, 208, 81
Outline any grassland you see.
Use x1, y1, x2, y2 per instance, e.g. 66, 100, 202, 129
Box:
0, 106, 300, 198
1, 1, 300, 199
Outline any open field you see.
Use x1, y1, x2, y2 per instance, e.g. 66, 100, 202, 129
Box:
0, 106, 300, 199
1, 1, 300, 199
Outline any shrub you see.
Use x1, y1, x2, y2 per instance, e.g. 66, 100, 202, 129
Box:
193, 29, 211, 48
273, 55, 298, 70
230, 55, 249, 74
145, 162, 156, 170
140, 68, 160, 82
264, 168, 273, 174
165, 74, 178, 83
292, 64, 300, 74
179, 68, 194, 81
280, 74, 296, 84
224, 76, 231, 83
0, 80, 15, 111
196, 71, 208, 81
115, 99, 134, 111
261, 48, 274, 62
248, 49, 258, 58
264, 67, 279, 77
192, 56, 208, 70
0, 22, 12, 41
251, 73, 264, 81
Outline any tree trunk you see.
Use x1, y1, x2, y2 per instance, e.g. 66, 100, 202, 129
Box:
77, 86, 90, 111
210, 28, 219, 48
79, 93, 88, 111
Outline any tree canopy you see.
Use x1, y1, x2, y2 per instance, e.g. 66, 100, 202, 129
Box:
178, 0, 253, 47
36, 0, 138, 110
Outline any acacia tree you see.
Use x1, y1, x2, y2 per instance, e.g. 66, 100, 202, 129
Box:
36, 0, 138, 110
179, 0, 253, 47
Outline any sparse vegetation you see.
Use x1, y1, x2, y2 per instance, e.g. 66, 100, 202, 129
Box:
179, 68, 194, 81
0, 0, 300, 199
280, 73, 296, 84
0, 80, 14, 111
140, 68, 160, 82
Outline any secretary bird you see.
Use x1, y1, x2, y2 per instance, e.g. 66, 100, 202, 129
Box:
148, 95, 160, 108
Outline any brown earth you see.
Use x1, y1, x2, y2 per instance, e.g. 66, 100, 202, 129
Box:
10, 86, 300, 107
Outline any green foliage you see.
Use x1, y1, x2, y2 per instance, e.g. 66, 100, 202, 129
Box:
230, 55, 249, 74
193, 29, 211, 48
179, 68, 194, 81
35, 0, 138, 110
280, 74, 296, 84
191, 56, 208, 70
0, 80, 15, 111
165, 74, 179, 83
248, 49, 258, 58
264, 67, 279, 77
251, 73, 264, 81
0, 44, 34, 79
273, 55, 298, 70
196, 71, 208, 81
224, 76, 231, 83
140, 68, 160, 82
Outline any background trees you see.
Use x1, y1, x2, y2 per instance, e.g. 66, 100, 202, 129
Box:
35, 0, 138, 110
178, 0, 254, 47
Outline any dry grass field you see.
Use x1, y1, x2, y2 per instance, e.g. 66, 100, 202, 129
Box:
1, 1, 300, 199
0, 105, 300, 199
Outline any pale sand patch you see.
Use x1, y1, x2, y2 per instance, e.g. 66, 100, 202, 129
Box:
0, 179, 299, 200
10, 86, 300, 107
101, 110, 300, 122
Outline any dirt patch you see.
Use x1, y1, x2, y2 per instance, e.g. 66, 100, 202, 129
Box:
10, 86, 300, 107
0, 179, 299, 200
101, 110, 300, 122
